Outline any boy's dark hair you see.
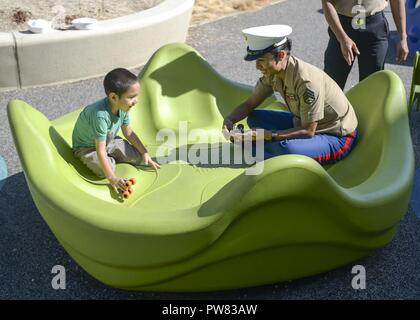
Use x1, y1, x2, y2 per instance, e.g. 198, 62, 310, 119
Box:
271, 38, 292, 63
103, 68, 138, 97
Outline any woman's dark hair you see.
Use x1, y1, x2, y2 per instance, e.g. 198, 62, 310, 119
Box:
271, 38, 292, 62
103, 68, 138, 97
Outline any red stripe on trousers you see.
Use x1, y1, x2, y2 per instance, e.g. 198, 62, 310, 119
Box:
313, 130, 357, 162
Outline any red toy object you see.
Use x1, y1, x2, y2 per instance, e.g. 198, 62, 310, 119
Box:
121, 189, 131, 199
120, 178, 136, 199
125, 178, 136, 188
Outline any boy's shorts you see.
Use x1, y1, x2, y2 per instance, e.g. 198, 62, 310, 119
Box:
73, 137, 142, 178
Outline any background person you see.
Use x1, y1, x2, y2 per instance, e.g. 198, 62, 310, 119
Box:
322, 0, 409, 89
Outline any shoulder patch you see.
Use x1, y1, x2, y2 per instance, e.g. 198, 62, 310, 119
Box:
303, 88, 316, 105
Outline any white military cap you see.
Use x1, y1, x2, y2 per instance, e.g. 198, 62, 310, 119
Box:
242, 25, 292, 61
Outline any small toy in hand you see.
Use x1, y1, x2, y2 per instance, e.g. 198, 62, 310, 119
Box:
119, 178, 136, 199
230, 124, 245, 143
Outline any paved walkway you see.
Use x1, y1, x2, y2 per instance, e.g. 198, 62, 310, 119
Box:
0, 0, 419, 299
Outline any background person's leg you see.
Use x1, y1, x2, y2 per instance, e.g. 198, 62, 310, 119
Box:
324, 27, 354, 90
358, 13, 389, 82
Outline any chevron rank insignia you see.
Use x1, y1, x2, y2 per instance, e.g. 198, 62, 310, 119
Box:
303, 88, 315, 104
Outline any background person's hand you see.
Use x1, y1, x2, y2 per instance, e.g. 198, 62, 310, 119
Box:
143, 152, 161, 170
396, 38, 409, 64
339, 36, 360, 66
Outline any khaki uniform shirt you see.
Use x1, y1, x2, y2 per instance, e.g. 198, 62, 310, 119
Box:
253, 55, 358, 136
330, 0, 388, 17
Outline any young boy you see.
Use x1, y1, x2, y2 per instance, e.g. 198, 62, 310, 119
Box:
72, 68, 160, 192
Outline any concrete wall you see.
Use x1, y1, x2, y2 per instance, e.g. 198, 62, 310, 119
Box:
0, 33, 20, 90
0, 0, 194, 91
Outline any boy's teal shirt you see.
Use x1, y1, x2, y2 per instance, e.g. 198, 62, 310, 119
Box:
72, 97, 130, 150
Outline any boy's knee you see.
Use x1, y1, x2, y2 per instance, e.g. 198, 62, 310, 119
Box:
96, 170, 107, 179
91, 159, 116, 178
78, 153, 116, 178
109, 140, 142, 165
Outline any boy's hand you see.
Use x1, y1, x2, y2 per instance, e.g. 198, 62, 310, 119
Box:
143, 152, 161, 170
108, 176, 127, 193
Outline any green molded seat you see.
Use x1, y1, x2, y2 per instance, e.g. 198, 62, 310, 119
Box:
409, 51, 420, 112
7, 43, 415, 292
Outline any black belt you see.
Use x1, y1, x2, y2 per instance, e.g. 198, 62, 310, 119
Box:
338, 10, 385, 23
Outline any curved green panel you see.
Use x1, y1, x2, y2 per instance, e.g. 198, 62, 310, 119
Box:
7, 43, 414, 291
409, 51, 420, 111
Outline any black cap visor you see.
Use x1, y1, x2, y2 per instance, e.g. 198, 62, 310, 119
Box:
244, 44, 278, 61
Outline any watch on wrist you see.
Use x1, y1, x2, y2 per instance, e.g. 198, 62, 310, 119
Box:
271, 132, 279, 140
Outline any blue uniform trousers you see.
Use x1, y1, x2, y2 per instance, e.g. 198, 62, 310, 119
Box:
247, 109, 358, 165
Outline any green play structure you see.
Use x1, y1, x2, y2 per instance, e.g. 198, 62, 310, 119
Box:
409, 51, 420, 111
7, 43, 414, 291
